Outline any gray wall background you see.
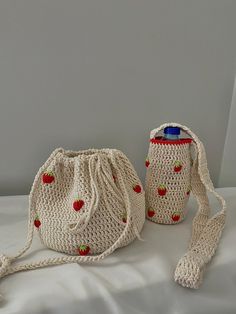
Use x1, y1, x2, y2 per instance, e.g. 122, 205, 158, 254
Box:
0, 0, 236, 196
218, 77, 236, 187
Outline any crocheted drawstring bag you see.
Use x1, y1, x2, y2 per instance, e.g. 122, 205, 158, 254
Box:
0, 148, 145, 296
145, 123, 226, 288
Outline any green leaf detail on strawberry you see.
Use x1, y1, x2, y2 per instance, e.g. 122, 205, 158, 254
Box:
174, 161, 182, 173
42, 171, 55, 184
73, 198, 85, 211
157, 184, 167, 196
78, 245, 90, 256
133, 184, 142, 193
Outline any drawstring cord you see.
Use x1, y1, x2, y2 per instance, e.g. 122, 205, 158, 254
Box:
66, 152, 130, 233
66, 151, 142, 234
66, 154, 101, 234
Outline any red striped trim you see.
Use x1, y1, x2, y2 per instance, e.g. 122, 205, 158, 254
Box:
150, 137, 192, 145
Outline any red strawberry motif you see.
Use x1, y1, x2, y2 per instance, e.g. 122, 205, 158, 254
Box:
42, 171, 55, 184
157, 184, 167, 196
172, 212, 180, 222
133, 184, 142, 194
174, 161, 182, 173
78, 245, 90, 256
145, 159, 150, 168
113, 175, 117, 182
147, 208, 155, 218
34, 216, 41, 228
73, 198, 85, 211
186, 190, 191, 196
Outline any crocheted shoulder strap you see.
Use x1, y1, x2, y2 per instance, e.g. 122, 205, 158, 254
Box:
0, 149, 136, 295
150, 123, 226, 289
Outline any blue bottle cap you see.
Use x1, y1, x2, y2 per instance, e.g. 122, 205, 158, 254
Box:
164, 127, 181, 135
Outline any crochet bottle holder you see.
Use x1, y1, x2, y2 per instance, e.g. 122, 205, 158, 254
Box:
146, 136, 193, 224
146, 123, 226, 288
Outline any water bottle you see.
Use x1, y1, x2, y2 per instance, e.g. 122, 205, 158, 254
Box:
163, 126, 180, 140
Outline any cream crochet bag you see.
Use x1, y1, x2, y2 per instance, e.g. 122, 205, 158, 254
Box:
0, 148, 145, 286
146, 123, 226, 288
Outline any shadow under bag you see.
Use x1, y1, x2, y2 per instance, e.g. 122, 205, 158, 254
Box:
145, 122, 226, 289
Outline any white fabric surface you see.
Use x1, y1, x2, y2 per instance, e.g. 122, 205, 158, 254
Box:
0, 188, 236, 314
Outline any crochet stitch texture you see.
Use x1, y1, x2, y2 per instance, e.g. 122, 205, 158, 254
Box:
0, 148, 145, 283
146, 137, 192, 224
